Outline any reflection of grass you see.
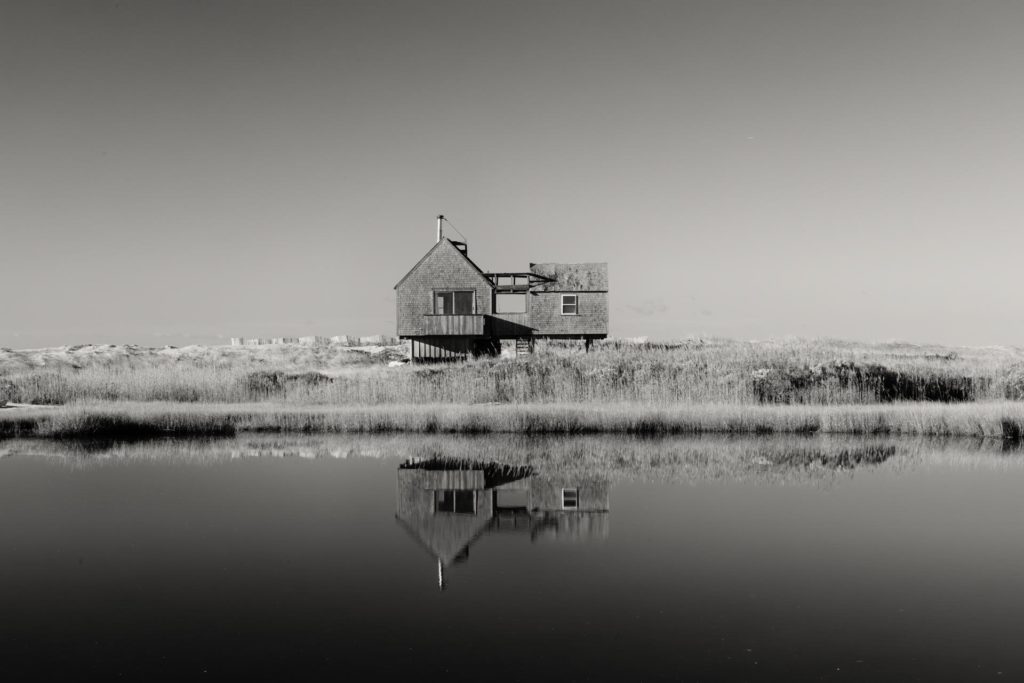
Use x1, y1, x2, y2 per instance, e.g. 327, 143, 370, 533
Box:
6, 433, 1023, 486
5, 400, 1024, 438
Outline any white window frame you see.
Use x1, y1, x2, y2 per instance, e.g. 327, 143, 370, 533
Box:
561, 294, 578, 316
562, 487, 579, 510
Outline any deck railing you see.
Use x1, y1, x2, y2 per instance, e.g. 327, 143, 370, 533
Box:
423, 314, 486, 336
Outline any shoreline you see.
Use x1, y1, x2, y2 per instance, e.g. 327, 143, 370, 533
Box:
3, 401, 1024, 439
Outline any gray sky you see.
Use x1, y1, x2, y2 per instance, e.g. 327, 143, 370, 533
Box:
3, 0, 1024, 348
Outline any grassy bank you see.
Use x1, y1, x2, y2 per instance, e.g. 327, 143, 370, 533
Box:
5, 400, 1024, 438
4, 338, 1024, 439
4, 338, 1024, 406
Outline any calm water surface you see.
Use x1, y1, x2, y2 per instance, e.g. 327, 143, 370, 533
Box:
2, 435, 1023, 681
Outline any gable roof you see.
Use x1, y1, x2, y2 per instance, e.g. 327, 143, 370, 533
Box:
529, 263, 608, 292
395, 512, 494, 566
394, 239, 494, 290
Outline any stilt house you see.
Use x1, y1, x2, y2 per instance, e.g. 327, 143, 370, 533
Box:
394, 216, 608, 361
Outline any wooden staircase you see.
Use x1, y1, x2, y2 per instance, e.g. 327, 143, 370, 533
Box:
515, 338, 533, 356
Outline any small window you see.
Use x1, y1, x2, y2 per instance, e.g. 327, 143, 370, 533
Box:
562, 488, 579, 509
435, 291, 474, 315
436, 490, 476, 514
561, 294, 578, 315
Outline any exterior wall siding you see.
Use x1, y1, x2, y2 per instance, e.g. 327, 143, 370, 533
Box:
528, 292, 608, 336
396, 241, 493, 337
530, 478, 611, 512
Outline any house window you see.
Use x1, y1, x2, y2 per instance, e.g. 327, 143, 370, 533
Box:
435, 291, 475, 315
562, 488, 579, 510
436, 490, 476, 513
495, 293, 527, 314
561, 294, 578, 315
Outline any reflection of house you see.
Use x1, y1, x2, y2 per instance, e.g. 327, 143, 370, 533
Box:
524, 476, 611, 543
394, 216, 609, 361
395, 459, 610, 589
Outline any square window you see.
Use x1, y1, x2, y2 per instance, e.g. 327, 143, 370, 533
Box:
562, 488, 579, 509
561, 294, 578, 315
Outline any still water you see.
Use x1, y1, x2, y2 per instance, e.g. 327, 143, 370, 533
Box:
2, 434, 1024, 680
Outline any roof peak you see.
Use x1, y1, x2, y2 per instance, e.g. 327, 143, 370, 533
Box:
394, 237, 493, 290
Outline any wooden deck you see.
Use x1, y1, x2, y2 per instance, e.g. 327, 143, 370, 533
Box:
423, 314, 486, 336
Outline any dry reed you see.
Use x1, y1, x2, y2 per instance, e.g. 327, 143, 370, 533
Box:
4, 338, 1024, 406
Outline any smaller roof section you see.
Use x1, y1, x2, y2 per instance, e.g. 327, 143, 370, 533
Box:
529, 262, 608, 292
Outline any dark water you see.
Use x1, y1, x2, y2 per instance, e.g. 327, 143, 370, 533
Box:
2, 435, 1024, 681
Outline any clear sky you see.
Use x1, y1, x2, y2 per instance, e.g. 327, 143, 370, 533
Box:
3, 0, 1024, 348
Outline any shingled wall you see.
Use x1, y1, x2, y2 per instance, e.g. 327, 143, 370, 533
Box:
395, 240, 493, 337
529, 292, 608, 336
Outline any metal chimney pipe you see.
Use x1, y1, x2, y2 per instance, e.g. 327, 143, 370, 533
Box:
436, 215, 444, 243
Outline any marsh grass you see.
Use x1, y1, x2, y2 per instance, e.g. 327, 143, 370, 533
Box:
4, 338, 1023, 406
3, 339, 1024, 437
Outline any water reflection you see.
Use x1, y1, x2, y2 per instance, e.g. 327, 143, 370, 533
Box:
396, 457, 610, 589
5, 432, 1018, 482
6, 434, 1024, 678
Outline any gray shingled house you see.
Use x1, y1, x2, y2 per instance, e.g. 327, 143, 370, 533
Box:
394, 217, 608, 361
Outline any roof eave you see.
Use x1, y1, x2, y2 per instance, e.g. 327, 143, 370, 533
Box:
393, 239, 494, 291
